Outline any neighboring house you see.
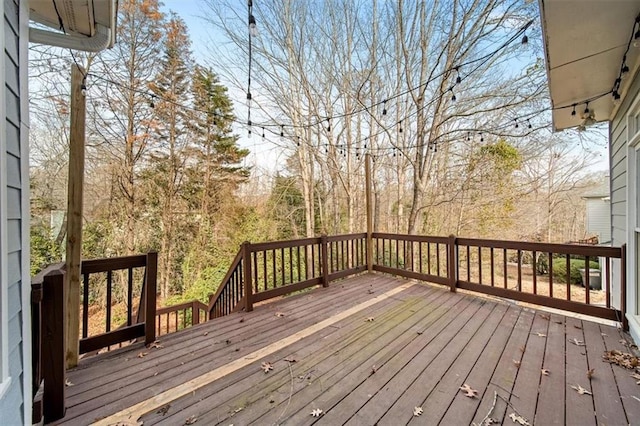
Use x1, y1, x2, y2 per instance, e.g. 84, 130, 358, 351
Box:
0, 1, 116, 423
583, 180, 612, 245
539, 0, 640, 343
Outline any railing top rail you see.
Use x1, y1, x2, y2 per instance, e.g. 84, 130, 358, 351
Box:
372, 232, 450, 244
156, 302, 195, 315
249, 237, 321, 251
208, 248, 243, 311
326, 232, 367, 242
81, 254, 148, 274
456, 237, 623, 257
31, 262, 66, 286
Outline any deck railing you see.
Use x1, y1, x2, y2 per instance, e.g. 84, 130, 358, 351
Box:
371, 233, 627, 327
78, 252, 157, 354
156, 300, 208, 336
31, 263, 66, 422
209, 233, 367, 318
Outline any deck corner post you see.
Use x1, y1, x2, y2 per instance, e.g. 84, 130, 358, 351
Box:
42, 269, 67, 422
621, 243, 628, 331
448, 234, 457, 293
243, 241, 254, 312
144, 251, 158, 345
321, 235, 330, 287
192, 301, 200, 325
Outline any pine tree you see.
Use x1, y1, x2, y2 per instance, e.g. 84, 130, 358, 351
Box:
147, 13, 194, 298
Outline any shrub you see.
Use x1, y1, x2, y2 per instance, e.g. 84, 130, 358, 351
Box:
551, 259, 599, 285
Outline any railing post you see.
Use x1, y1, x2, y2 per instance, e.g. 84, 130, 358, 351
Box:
621, 244, 628, 331
192, 301, 200, 325
243, 241, 254, 312
144, 252, 158, 345
365, 153, 373, 272
321, 235, 330, 287
42, 269, 66, 422
448, 235, 457, 293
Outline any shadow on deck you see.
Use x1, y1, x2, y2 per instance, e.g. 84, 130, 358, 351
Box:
56, 273, 638, 425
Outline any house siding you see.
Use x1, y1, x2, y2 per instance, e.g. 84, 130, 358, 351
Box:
0, 0, 25, 423
586, 198, 611, 244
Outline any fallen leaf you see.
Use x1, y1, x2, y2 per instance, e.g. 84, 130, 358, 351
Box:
509, 413, 530, 425
184, 415, 198, 425
65, 379, 74, 387
518, 346, 526, 353
156, 404, 170, 416
203, 331, 208, 336
570, 338, 585, 346
284, 356, 297, 363
533, 332, 546, 337
239, 318, 245, 323
540, 314, 550, 320
573, 324, 582, 330
631, 372, 640, 384
370, 365, 378, 376
620, 339, 629, 347
587, 369, 595, 380
225, 339, 231, 345
137, 352, 148, 358
603, 350, 640, 369
480, 418, 498, 425
541, 368, 550, 376
261, 362, 273, 373
571, 384, 592, 395
513, 359, 521, 368
367, 289, 375, 294
413, 406, 423, 416
234, 407, 243, 413
310, 408, 323, 417
459, 383, 478, 398
554, 320, 562, 324
601, 333, 608, 337
366, 317, 375, 322
148, 340, 163, 349
275, 312, 286, 317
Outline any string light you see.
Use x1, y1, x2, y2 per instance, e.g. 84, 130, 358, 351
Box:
455, 67, 462, 84
382, 100, 387, 116
513, 118, 519, 128
326, 118, 331, 132
571, 104, 576, 117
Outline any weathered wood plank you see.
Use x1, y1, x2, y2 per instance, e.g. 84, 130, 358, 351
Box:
564, 316, 596, 426
534, 313, 566, 425
582, 320, 628, 425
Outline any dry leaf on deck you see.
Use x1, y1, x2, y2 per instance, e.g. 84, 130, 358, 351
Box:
413, 407, 423, 416
533, 332, 546, 337
518, 346, 526, 353
137, 352, 148, 358
631, 372, 640, 384
310, 408, 323, 417
367, 289, 375, 294
284, 356, 297, 363
587, 369, 595, 380
569, 338, 585, 346
571, 384, 592, 395
370, 365, 378, 376
156, 404, 170, 416
573, 324, 582, 330
540, 314, 550, 320
459, 383, 478, 398
509, 413, 530, 425
148, 341, 163, 349
275, 312, 286, 317
366, 317, 375, 322
620, 339, 629, 347
202, 331, 208, 336
603, 350, 640, 369
65, 379, 74, 387
513, 359, 521, 368
184, 415, 198, 425
261, 362, 273, 373
541, 368, 550, 376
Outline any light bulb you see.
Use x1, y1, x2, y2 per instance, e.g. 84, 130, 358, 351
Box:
249, 15, 258, 37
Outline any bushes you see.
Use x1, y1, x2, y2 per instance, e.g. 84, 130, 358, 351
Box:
551, 259, 599, 285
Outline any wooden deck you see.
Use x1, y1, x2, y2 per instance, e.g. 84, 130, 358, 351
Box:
56, 273, 639, 425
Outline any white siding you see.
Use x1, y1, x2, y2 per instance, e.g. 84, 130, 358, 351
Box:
586, 198, 611, 244
0, 0, 25, 423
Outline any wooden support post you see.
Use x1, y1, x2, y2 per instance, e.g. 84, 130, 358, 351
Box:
192, 301, 200, 325
365, 153, 373, 272
64, 64, 86, 368
321, 235, 329, 287
144, 252, 157, 345
448, 235, 457, 293
243, 242, 253, 312
42, 270, 66, 422
621, 244, 628, 331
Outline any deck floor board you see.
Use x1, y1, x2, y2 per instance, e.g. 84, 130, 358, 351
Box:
54, 273, 637, 426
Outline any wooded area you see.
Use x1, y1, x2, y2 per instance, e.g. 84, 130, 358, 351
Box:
29, 0, 607, 305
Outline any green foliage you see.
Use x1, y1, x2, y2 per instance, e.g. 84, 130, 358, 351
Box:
30, 222, 62, 275
551, 259, 600, 285
268, 174, 306, 239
